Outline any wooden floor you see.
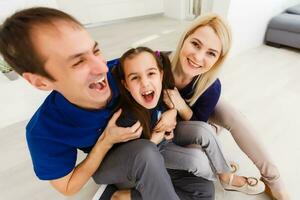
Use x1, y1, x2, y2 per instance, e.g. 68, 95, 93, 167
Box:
0, 15, 299, 200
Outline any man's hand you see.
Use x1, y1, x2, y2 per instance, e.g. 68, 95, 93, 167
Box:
153, 109, 177, 133
50, 109, 142, 196
99, 109, 143, 148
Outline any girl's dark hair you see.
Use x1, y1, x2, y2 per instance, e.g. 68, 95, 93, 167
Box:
112, 46, 175, 139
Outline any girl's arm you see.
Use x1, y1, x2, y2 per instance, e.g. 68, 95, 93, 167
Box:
153, 108, 177, 133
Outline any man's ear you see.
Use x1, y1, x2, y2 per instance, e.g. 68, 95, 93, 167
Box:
121, 80, 130, 92
22, 72, 54, 91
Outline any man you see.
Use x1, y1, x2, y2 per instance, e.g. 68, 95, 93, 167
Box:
0, 7, 214, 200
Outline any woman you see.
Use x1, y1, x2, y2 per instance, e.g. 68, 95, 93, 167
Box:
164, 13, 289, 199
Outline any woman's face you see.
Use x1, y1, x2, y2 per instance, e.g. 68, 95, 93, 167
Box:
179, 25, 222, 79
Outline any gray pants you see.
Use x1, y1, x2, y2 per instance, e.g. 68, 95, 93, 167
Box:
93, 139, 214, 200
161, 121, 231, 181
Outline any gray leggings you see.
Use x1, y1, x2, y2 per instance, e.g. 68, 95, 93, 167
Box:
93, 139, 180, 200
93, 139, 214, 200
161, 121, 231, 181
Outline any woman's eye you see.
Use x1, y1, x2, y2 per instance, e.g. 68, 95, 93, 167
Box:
207, 52, 216, 57
148, 72, 156, 76
191, 41, 200, 48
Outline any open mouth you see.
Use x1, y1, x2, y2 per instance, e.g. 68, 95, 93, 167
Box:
141, 90, 155, 103
187, 58, 201, 68
89, 76, 107, 91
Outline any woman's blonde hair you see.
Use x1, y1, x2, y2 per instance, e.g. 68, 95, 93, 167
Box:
171, 13, 232, 106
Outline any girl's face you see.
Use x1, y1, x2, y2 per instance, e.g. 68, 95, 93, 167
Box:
123, 52, 163, 109
179, 25, 222, 79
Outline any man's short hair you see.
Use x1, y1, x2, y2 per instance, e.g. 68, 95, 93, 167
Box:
0, 7, 83, 80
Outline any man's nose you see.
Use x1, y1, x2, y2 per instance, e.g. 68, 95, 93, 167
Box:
90, 56, 108, 74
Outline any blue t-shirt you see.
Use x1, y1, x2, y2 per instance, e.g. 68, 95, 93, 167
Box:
26, 59, 120, 180
179, 77, 221, 122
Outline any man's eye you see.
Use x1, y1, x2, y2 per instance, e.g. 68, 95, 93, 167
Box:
94, 49, 101, 55
72, 60, 84, 67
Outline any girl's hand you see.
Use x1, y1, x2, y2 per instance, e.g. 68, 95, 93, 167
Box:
150, 131, 165, 144
164, 131, 174, 141
153, 109, 177, 133
163, 88, 193, 120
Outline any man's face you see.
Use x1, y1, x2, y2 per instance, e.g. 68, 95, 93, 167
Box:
32, 21, 111, 109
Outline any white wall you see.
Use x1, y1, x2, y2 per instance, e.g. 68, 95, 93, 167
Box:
211, 0, 230, 18
227, 0, 300, 56
163, 0, 187, 20
56, 0, 164, 25
0, 0, 57, 23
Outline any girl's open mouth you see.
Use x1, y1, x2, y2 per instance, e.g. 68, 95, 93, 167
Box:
142, 90, 155, 103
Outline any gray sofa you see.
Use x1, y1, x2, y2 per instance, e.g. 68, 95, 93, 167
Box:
265, 4, 300, 49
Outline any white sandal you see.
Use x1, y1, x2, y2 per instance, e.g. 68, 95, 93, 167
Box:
221, 174, 265, 195
230, 162, 239, 173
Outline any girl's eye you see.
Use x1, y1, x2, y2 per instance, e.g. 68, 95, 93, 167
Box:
130, 76, 138, 81
148, 72, 156, 76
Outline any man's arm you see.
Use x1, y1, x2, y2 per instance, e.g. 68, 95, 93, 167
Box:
50, 109, 143, 196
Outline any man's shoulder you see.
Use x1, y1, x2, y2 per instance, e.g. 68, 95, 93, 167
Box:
26, 91, 65, 138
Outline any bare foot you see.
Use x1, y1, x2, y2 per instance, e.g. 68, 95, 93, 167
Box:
261, 178, 290, 200
111, 189, 131, 200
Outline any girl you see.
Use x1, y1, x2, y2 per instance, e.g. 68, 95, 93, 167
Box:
164, 13, 289, 199
112, 46, 264, 199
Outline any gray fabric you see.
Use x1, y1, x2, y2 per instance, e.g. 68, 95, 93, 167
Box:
286, 4, 300, 15
92, 139, 180, 200
168, 169, 215, 200
268, 13, 300, 33
161, 142, 216, 181
161, 121, 231, 181
265, 5, 300, 48
266, 29, 300, 49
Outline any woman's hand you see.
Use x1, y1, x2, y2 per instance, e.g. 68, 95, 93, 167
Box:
153, 109, 177, 133
163, 88, 193, 120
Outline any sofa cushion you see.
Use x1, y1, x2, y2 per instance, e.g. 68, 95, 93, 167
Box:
269, 13, 300, 33
286, 4, 300, 15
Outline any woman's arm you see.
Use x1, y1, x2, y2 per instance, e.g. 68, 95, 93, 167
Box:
163, 87, 193, 120
189, 79, 221, 122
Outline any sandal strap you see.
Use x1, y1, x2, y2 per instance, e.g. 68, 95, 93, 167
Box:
246, 177, 259, 186
228, 173, 235, 186
230, 162, 239, 173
